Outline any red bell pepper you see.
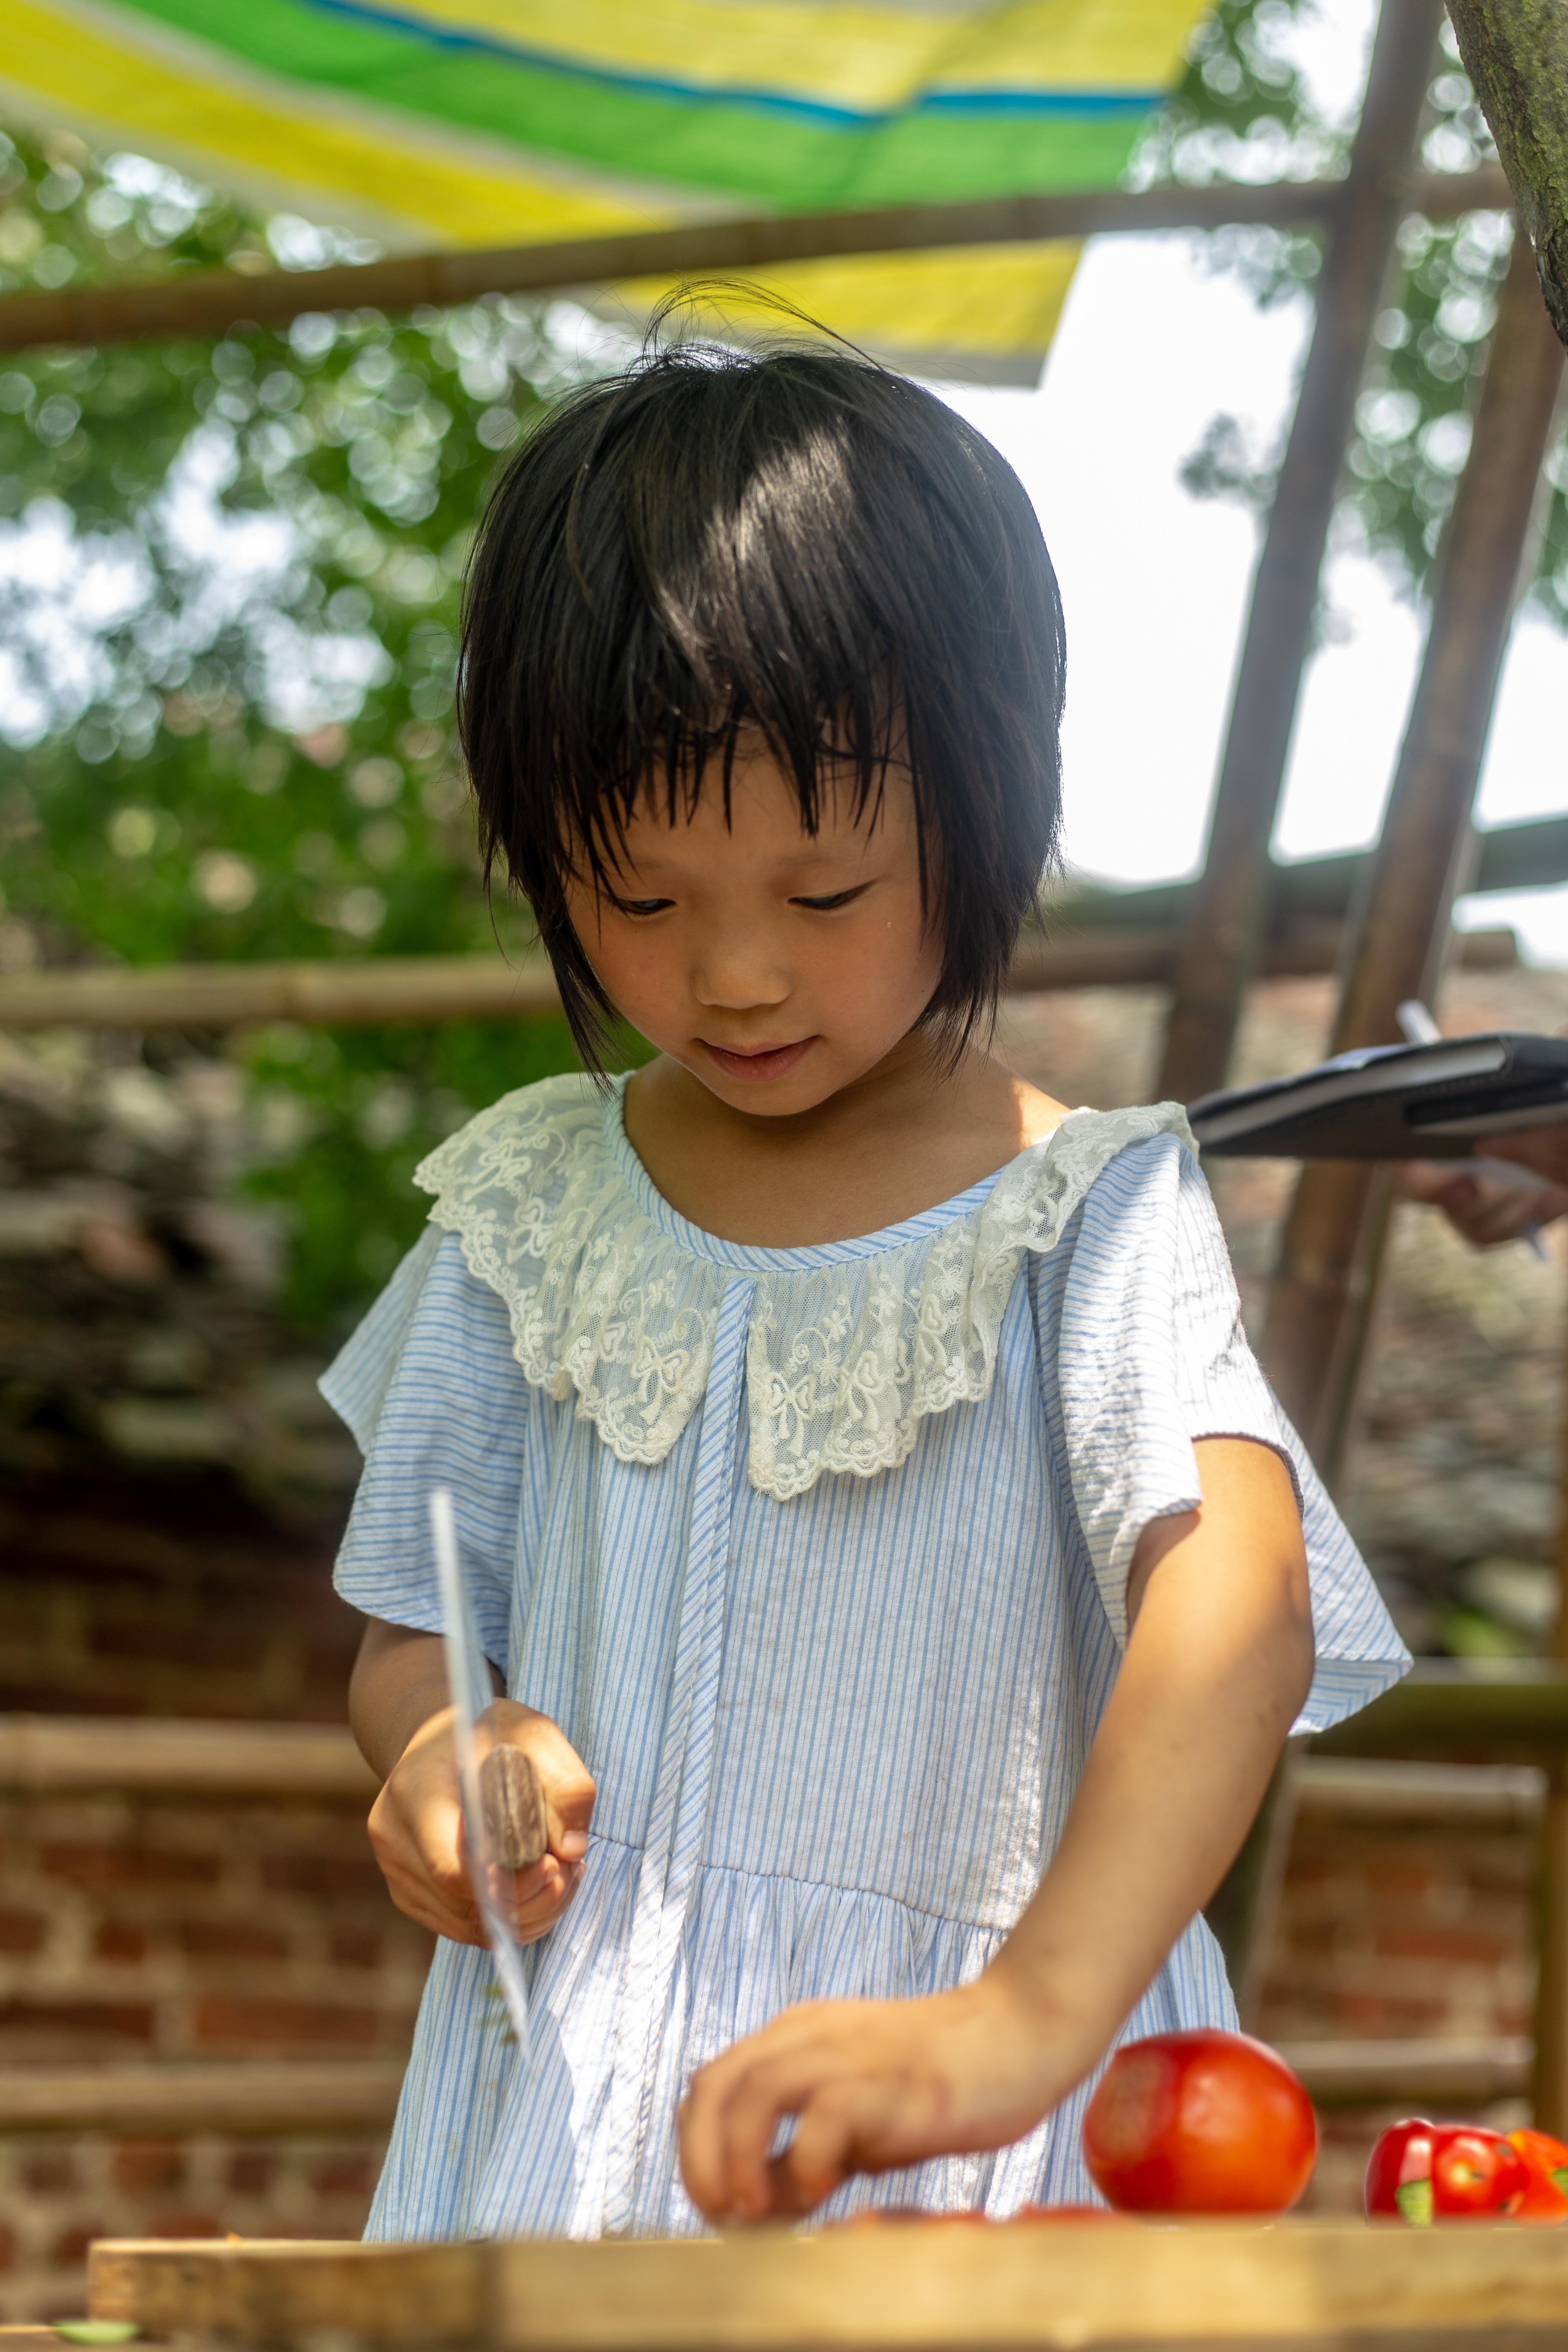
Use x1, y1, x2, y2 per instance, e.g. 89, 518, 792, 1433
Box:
1365, 2119, 1436, 2224
1366, 2119, 1529, 2223
1507, 2128, 1568, 2220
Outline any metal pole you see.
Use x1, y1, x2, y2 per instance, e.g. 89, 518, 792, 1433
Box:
1157, 0, 1444, 1107
1261, 226, 1566, 1457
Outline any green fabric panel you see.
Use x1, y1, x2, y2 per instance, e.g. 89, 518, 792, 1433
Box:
112, 0, 1144, 208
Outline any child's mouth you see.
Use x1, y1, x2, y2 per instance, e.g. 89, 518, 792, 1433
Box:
699, 1038, 815, 1083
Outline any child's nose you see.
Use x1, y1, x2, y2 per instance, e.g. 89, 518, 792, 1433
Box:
689, 924, 791, 1010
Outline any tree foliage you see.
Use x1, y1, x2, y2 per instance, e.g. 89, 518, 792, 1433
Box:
1, 16, 1563, 1331
1147, 1, 1568, 625
0, 120, 596, 1328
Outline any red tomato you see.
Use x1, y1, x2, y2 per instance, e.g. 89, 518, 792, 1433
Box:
1082, 2030, 1317, 2214
1508, 2128, 1568, 2221
1365, 2119, 1435, 2223
1430, 2126, 1528, 2219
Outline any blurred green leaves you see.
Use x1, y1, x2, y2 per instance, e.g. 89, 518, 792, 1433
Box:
1149, 6, 1568, 622
0, 119, 590, 1334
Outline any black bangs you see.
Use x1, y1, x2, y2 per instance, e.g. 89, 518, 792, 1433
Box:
458, 328, 1066, 1070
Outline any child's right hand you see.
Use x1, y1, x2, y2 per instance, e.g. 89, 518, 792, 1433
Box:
368, 1699, 596, 1947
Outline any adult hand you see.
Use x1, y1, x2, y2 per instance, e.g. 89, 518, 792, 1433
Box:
1398, 1149, 1568, 1248
368, 1697, 596, 1947
678, 1972, 1081, 2225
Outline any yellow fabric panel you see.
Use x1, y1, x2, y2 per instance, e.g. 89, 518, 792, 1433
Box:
398, 0, 1187, 112
622, 238, 1081, 359
930, 0, 1203, 94
0, 0, 651, 243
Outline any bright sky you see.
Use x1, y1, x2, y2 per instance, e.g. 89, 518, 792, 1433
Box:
942, 15, 1568, 965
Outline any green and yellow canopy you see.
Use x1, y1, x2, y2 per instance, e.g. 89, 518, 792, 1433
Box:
0, 0, 1211, 376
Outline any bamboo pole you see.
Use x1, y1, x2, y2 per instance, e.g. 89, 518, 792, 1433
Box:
1261, 226, 1566, 1460
1533, 1487, 1568, 2133
0, 925, 1519, 1035
1156, 0, 1446, 1107
0, 169, 1508, 356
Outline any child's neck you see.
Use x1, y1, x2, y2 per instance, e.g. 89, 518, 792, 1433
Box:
622, 1037, 1069, 1249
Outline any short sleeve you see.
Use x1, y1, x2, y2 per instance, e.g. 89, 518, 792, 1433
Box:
1053, 1134, 1409, 1733
318, 1228, 529, 1677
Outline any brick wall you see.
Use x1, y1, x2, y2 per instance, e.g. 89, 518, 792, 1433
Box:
0, 1770, 431, 2320
0, 1472, 359, 1722
1254, 1783, 1539, 2214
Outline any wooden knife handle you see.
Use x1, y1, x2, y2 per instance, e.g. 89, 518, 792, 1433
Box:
478, 1744, 548, 1871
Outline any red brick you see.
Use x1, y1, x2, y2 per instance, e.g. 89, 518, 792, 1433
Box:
260, 1852, 386, 1899
52, 2223, 104, 2266
0, 1998, 154, 2043
96, 1919, 150, 1962
22, 2151, 77, 2194
146, 2209, 225, 2239
112, 2141, 185, 2193
225, 2150, 278, 2195
0, 1908, 45, 1954
311, 2153, 374, 2197
1374, 1927, 1510, 1965
178, 1920, 290, 1961
87, 1620, 267, 1673
328, 1928, 383, 1969
192, 1996, 378, 2052
40, 1843, 220, 1889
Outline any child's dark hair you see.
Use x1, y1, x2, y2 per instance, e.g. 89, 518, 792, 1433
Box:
459, 331, 1066, 1068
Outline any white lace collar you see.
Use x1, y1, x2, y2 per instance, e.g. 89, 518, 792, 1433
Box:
414, 1073, 1194, 1501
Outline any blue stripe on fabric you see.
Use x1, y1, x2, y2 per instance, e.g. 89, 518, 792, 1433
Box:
294, 0, 1161, 129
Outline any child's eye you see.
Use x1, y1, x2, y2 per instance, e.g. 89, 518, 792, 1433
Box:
612, 896, 674, 918
792, 886, 869, 912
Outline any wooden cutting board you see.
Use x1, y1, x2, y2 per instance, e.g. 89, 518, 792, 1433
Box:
86, 2224, 1568, 2349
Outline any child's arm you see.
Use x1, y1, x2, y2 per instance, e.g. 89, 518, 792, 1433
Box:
349, 1618, 596, 1945
678, 1436, 1312, 2223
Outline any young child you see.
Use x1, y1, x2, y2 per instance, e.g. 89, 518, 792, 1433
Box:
324, 340, 1408, 2241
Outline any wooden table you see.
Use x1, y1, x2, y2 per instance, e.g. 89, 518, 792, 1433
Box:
85, 2226, 1568, 2350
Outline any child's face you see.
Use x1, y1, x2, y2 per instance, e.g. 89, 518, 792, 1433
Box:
564, 739, 944, 1116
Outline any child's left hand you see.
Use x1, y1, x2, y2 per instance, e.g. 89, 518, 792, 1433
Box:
678, 1973, 1080, 2223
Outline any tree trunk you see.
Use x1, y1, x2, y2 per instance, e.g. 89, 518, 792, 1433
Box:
1446, 0, 1568, 349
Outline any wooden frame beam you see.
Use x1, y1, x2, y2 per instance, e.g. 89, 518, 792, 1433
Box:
1260, 226, 1565, 1463
0, 924, 1518, 1035
0, 168, 1508, 354
1158, 0, 1449, 1105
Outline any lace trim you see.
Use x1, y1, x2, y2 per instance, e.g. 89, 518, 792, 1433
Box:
414, 1075, 1194, 1500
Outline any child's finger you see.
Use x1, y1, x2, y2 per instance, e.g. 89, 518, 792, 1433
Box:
771, 2082, 880, 2213
687, 2043, 827, 2220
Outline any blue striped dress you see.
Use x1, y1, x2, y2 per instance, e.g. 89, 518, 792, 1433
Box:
322, 1072, 1407, 2240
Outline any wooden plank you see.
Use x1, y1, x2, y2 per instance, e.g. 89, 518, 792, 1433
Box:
1260, 226, 1566, 1464
1157, 0, 1447, 1106
1293, 1757, 1545, 1825
0, 170, 1508, 358
1311, 1662, 1568, 1753
0, 2060, 404, 2135
0, 1715, 376, 1799
1278, 2035, 1531, 2104
89, 2241, 484, 2344
0, 925, 1518, 1036
0, 949, 563, 1032
82, 2226, 1568, 2348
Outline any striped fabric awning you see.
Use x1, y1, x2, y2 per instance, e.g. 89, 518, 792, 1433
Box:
0, 0, 1213, 377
